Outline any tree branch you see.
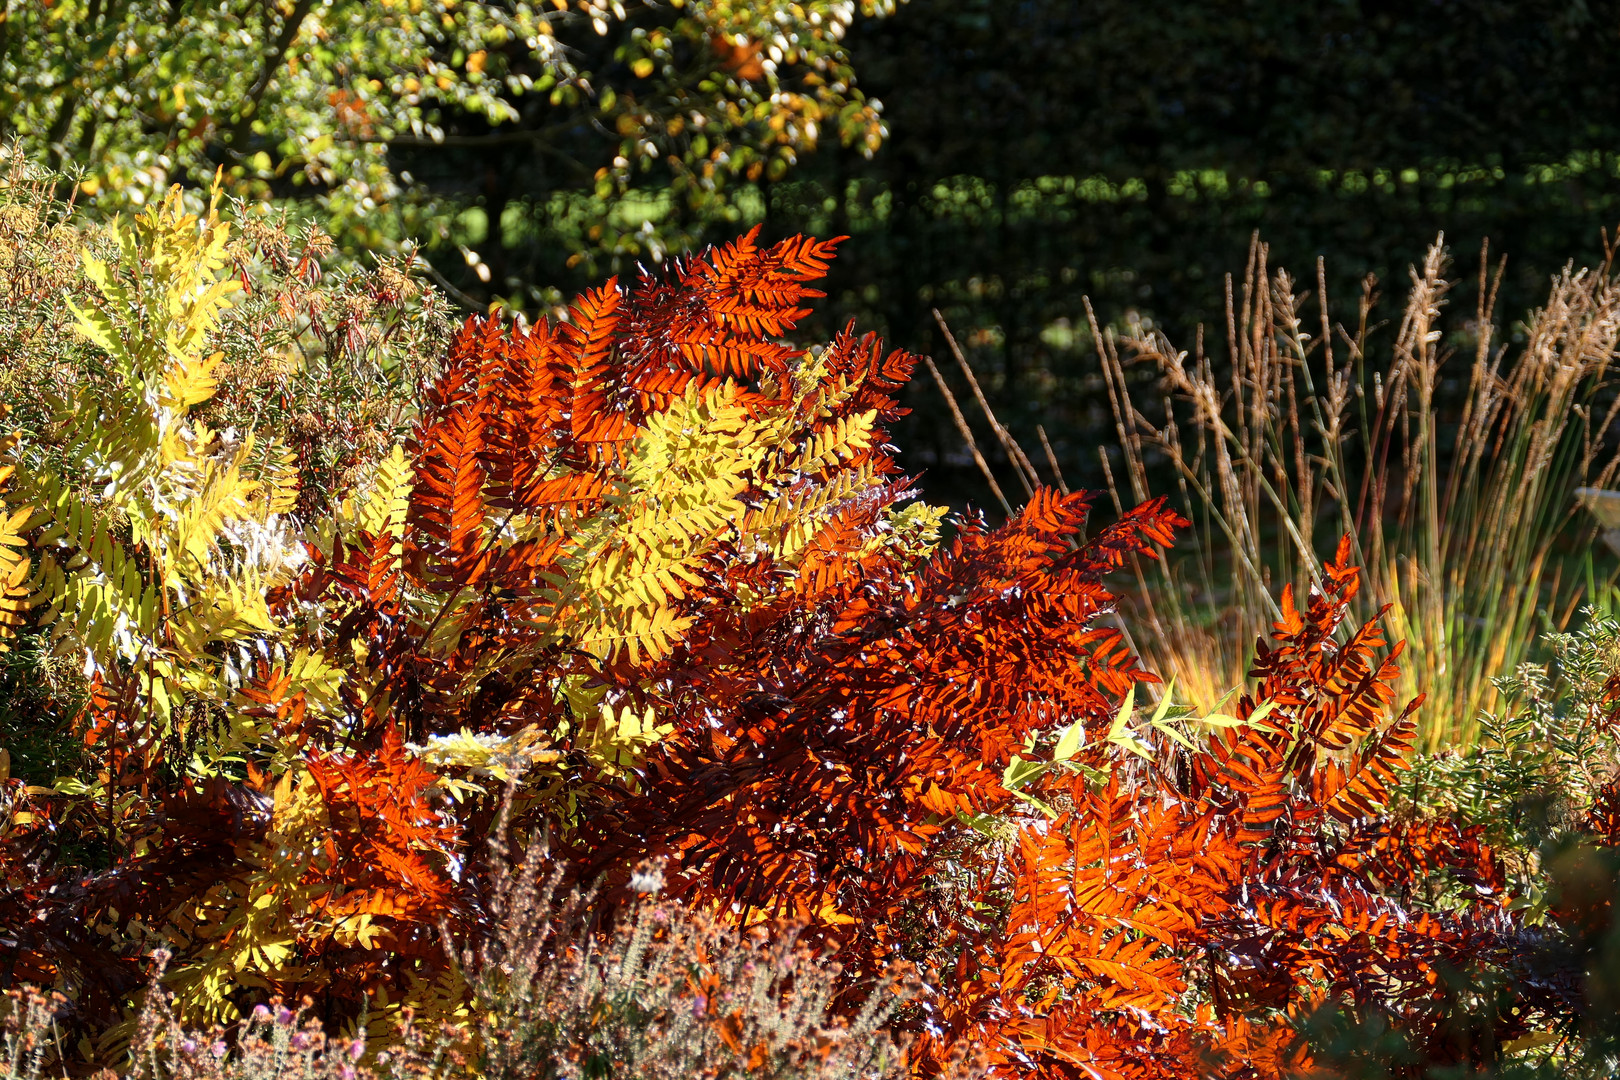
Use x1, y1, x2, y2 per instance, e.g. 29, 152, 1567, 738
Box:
228, 0, 316, 147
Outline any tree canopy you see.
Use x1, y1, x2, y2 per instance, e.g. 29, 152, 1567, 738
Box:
10, 0, 1620, 505
1, 0, 897, 276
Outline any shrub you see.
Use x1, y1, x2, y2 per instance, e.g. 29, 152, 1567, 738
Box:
2, 171, 1614, 1079
1400, 611, 1620, 887
0, 867, 925, 1080
0, 150, 452, 519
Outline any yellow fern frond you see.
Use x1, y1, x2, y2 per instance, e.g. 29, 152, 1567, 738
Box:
357, 443, 414, 539
407, 726, 562, 794
748, 464, 879, 561
69, 184, 241, 396
0, 506, 31, 648
878, 501, 950, 561
163, 454, 261, 580
0, 424, 34, 651
785, 409, 877, 473
162, 349, 225, 410
546, 383, 778, 662
580, 701, 673, 778
260, 438, 301, 516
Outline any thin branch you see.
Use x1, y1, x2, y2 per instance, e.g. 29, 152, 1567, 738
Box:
932, 308, 1041, 498
417, 258, 488, 314
1036, 424, 1069, 496
921, 353, 1013, 517
235, 0, 316, 134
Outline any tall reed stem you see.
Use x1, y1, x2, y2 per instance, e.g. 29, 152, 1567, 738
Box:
1101, 236, 1620, 746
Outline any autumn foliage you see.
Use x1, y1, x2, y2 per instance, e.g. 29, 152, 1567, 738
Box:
0, 190, 1607, 1077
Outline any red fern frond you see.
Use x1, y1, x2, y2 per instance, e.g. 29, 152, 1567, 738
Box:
1584, 777, 1620, 845
1323, 694, 1421, 823
304, 726, 462, 928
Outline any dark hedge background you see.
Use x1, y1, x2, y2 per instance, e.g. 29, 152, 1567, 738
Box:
416, 0, 1620, 507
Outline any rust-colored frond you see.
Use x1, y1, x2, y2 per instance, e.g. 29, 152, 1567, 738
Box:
563, 280, 624, 377
701, 226, 841, 295
17, 211, 1569, 1080
329, 530, 403, 606
1323, 694, 1421, 823
1355, 819, 1507, 900
234, 665, 311, 749
420, 316, 504, 422
304, 726, 462, 926
407, 400, 491, 585
521, 471, 609, 514
1062, 495, 1187, 578
1584, 777, 1620, 845
560, 281, 638, 458
620, 228, 845, 390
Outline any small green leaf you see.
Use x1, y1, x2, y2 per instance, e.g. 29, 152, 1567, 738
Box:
1107, 683, 1136, 742
1200, 713, 1247, 728
1053, 717, 1086, 762
956, 810, 1003, 837
1003, 755, 1047, 792
1118, 734, 1154, 761
1151, 718, 1200, 753
1078, 761, 1113, 786
1149, 675, 1177, 725
1007, 787, 1058, 818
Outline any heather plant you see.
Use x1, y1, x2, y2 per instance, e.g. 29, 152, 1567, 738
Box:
0, 149, 453, 516
1397, 612, 1620, 909
1372, 614, 1620, 1078
0, 865, 928, 1080
0, 842, 1068, 1080
451, 827, 924, 1080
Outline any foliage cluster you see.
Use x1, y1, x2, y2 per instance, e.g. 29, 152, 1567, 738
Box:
0, 151, 448, 510
1400, 613, 1620, 903
0, 0, 897, 271
2, 875, 920, 1080
2, 180, 1620, 1080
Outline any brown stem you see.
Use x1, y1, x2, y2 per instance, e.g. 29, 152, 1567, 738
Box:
932, 308, 1040, 498
1036, 424, 1069, 496
227, 0, 316, 152
921, 354, 1012, 517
